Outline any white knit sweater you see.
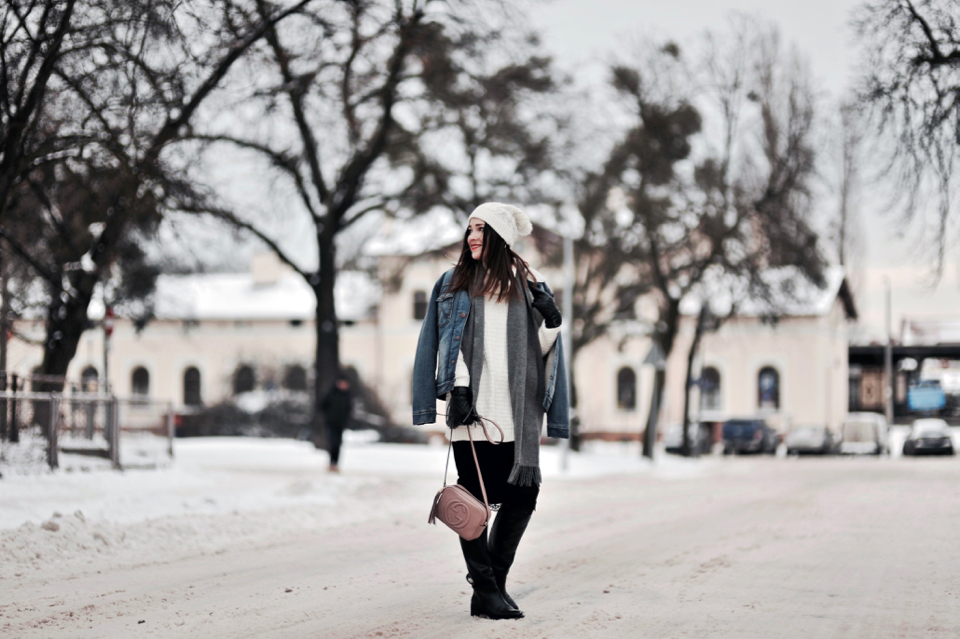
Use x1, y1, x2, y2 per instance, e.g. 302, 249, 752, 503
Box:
450, 277, 560, 443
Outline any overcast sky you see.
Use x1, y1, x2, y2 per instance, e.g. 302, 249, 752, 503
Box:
529, 0, 862, 97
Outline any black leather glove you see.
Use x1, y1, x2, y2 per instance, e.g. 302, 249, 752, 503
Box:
447, 386, 478, 428
528, 282, 562, 329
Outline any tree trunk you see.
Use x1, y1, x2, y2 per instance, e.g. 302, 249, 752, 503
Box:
681, 324, 703, 457
643, 298, 680, 459
643, 367, 664, 459
36, 277, 93, 436
311, 231, 341, 445
40, 280, 95, 390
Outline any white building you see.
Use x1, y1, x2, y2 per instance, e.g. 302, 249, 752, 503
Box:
4, 239, 858, 441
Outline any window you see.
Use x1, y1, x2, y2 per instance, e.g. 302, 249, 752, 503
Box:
413, 290, 428, 321
700, 367, 721, 411
282, 364, 308, 391
81, 366, 99, 392
758, 366, 780, 410
233, 364, 255, 394
848, 366, 862, 412
131, 367, 150, 402
183, 367, 202, 406
616, 367, 637, 410
613, 289, 638, 321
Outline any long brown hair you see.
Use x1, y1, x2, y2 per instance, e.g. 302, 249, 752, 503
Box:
448, 225, 535, 302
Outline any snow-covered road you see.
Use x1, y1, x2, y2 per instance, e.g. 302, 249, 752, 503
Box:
3, 438, 959, 638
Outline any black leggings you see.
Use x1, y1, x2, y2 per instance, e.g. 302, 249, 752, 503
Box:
453, 441, 539, 511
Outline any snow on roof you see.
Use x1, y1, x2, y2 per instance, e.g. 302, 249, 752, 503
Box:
679, 266, 854, 319
152, 269, 379, 322
901, 317, 960, 346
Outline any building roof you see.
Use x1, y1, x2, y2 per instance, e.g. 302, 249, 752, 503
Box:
901, 318, 960, 346
152, 269, 379, 322
679, 266, 857, 320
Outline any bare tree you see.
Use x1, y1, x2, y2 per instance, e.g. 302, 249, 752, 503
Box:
854, 0, 960, 274
826, 100, 866, 290
0, 0, 310, 389
674, 20, 828, 455
186, 0, 560, 430
0, 0, 79, 224
564, 24, 828, 457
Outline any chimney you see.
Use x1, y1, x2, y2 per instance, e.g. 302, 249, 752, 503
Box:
251, 252, 283, 287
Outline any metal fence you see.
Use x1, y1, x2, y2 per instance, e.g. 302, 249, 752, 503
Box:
0, 391, 174, 471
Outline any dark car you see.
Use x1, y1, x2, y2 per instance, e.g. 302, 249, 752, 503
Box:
902, 418, 955, 456
722, 419, 778, 455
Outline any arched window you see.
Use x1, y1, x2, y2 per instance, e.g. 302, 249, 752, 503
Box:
758, 366, 780, 410
183, 367, 202, 406
700, 367, 721, 411
617, 367, 637, 410
131, 367, 150, 398
233, 364, 255, 394
282, 364, 308, 391
81, 366, 99, 392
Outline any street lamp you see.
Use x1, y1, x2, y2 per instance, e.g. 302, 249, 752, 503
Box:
103, 306, 114, 395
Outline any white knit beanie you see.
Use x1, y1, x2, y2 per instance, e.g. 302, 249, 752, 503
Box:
468, 202, 533, 248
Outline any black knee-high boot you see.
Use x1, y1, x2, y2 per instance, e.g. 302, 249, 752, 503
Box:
459, 529, 524, 619
487, 506, 533, 609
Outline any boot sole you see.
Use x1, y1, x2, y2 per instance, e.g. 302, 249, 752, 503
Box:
470, 601, 524, 619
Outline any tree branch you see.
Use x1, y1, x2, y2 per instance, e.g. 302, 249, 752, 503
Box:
257, 0, 330, 207
188, 133, 320, 221
0, 227, 59, 289
145, 0, 313, 166
176, 203, 308, 280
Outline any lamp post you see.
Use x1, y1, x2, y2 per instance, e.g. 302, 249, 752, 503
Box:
884, 277, 893, 426
103, 306, 114, 395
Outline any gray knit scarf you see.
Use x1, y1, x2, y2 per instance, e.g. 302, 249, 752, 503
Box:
460, 277, 546, 487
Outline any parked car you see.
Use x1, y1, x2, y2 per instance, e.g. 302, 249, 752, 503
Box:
784, 424, 836, 455
722, 419, 778, 455
902, 418, 955, 456
838, 412, 889, 455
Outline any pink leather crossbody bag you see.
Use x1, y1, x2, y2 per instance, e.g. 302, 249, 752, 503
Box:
428, 416, 504, 541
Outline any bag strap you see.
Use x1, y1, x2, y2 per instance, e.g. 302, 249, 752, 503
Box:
440, 413, 504, 512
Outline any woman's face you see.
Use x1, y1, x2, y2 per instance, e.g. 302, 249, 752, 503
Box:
467, 218, 485, 261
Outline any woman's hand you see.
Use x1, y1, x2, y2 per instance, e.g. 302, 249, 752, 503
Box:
528, 282, 562, 328
447, 386, 478, 428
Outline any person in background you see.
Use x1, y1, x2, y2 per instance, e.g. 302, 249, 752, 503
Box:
320, 374, 353, 473
412, 202, 570, 620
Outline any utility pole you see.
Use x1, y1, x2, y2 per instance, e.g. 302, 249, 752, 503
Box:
884, 277, 893, 426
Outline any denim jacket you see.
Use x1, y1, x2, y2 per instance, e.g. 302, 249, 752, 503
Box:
412, 268, 570, 439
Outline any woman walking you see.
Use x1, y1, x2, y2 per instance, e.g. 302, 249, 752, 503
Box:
412, 202, 569, 620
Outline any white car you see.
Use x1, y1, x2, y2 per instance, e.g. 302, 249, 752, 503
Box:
839, 412, 889, 455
